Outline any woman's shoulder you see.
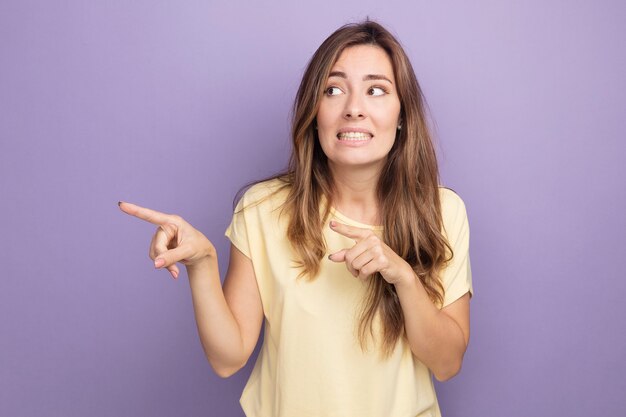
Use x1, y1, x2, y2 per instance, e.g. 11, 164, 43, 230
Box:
438, 186, 469, 226
238, 177, 291, 209
438, 186, 466, 207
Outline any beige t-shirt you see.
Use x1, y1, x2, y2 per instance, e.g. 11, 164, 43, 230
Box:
225, 179, 473, 417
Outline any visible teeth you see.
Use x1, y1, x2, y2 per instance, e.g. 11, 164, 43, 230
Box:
337, 132, 371, 141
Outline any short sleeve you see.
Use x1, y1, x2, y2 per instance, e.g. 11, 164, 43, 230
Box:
225, 195, 252, 258
440, 188, 473, 308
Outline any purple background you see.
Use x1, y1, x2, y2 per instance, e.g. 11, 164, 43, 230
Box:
2, 1, 625, 416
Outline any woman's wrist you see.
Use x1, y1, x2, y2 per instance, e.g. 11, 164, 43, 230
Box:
393, 269, 419, 292
185, 255, 216, 278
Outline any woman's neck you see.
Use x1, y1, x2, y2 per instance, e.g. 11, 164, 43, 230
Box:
329, 163, 382, 226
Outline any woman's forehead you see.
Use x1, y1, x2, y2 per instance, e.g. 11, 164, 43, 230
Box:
330, 45, 395, 80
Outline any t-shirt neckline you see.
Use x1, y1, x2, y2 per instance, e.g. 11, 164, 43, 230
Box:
328, 206, 384, 230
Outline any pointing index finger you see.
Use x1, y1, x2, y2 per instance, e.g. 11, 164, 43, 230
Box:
329, 220, 368, 240
118, 201, 173, 226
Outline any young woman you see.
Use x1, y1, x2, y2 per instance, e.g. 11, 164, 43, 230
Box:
119, 21, 472, 417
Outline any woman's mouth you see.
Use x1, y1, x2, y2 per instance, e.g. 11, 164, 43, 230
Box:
336, 132, 373, 141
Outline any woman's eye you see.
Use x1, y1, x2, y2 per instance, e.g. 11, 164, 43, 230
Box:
368, 87, 386, 96
325, 86, 342, 96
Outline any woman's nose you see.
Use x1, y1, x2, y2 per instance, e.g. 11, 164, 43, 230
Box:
343, 94, 365, 119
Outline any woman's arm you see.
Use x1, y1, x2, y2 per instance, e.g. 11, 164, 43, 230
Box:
394, 277, 470, 381
187, 245, 264, 378
119, 202, 263, 378
329, 220, 470, 381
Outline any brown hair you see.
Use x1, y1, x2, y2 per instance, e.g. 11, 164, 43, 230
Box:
245, 20, 452, 357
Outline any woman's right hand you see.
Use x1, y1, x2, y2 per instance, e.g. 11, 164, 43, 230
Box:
118, 201, 216, 279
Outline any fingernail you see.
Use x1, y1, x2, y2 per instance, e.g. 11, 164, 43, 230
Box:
330, 220, 336, 227
118, 201, 122, 206
171, 270, 178, 279
154, 258, 165, 268
328, 254, 334, 260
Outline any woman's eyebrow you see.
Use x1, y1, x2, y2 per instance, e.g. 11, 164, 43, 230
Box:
328, 71, 393, 84
363, 74, 393, 84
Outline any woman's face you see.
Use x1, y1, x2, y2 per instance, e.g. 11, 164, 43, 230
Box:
316, 44, 401, 173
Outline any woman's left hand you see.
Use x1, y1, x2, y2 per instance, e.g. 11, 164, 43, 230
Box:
328, 220, 414, 286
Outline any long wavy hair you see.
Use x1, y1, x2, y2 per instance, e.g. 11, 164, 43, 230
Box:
245, 20, 452, 357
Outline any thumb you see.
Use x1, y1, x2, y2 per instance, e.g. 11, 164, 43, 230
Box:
328, 249, 348, 263
154, 246, 189, 280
